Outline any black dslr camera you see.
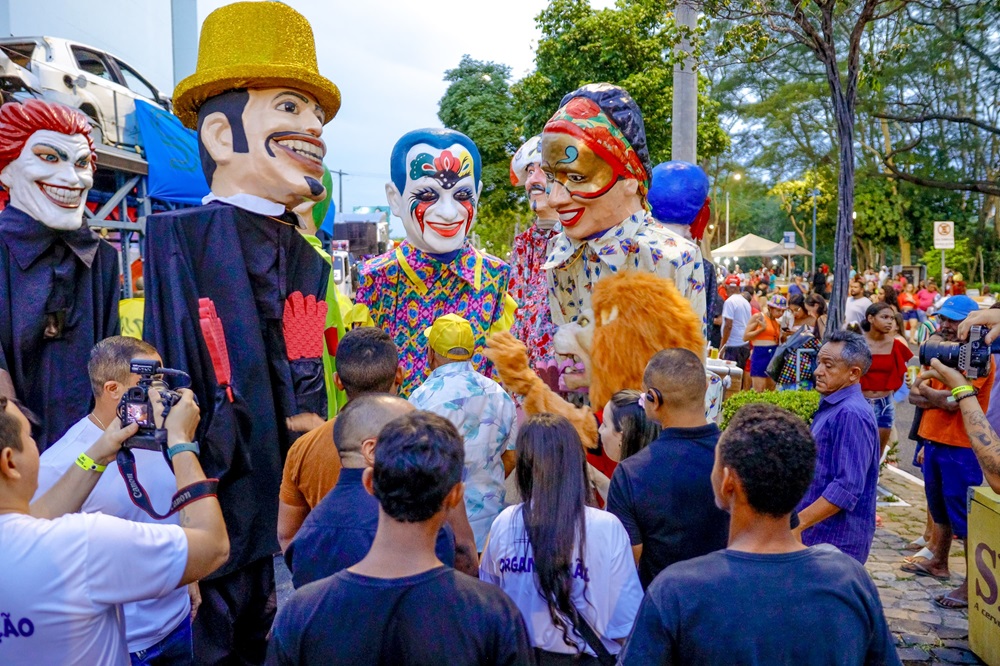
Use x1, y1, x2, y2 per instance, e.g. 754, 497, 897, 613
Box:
117, 359, 192, 450
920, 324, 1000, 380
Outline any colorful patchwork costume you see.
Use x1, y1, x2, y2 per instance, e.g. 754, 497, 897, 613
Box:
357, 241, 512, 397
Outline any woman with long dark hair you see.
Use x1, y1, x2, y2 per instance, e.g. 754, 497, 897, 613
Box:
598, 390, 660, 462
480, 414, 642, 665
804, 293, 828, 340
860, 301, 913, 457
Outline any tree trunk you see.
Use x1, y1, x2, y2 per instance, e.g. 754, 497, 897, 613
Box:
828, 89, 856, 332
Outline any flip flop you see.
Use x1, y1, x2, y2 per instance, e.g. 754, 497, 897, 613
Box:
934, 593, 968, 610
900, 561, 951, 581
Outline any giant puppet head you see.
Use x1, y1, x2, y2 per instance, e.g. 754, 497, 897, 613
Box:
510, 135, 558, 229
648, 161, 712, 241
0, 99, 96, 231
386, 128, 483, 255
172, 1, 341, 210
540, 83, 652, 240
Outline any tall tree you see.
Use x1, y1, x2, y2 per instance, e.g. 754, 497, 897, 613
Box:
514, 0, 729, 164
706, 0, 912, 330
438, 55, 527, 256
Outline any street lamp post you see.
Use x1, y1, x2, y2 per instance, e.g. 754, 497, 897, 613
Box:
811, 188, 818, 274
725, 173, 741, 245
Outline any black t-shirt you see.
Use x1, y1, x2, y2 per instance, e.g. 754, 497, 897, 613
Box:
267, 566, 533, 665
607, 425, 730, 588
619, 547, 902, 665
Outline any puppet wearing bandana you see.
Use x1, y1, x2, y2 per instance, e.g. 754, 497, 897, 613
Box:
540, 84, 706, 335
508, 136, 560, 390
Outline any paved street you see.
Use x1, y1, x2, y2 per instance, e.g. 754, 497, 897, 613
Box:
877, 468, 980, 664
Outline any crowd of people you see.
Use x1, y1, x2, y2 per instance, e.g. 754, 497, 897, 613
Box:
715, 259, 1000, 613
3, 2, 999, 662
5, 300, 1000, 666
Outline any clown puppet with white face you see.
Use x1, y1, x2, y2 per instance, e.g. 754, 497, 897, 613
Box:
0, 99, 121, 450
357, 128, 515, 397
508, 136, 561, 390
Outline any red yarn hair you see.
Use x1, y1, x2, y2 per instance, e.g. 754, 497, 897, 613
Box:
0, 99, 96, 174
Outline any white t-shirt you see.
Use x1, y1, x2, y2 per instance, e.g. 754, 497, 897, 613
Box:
721, 294, 752, 347
844, 296, 874, 327
479, 505, 642, 656
33, 417, 190, 652
0, 512, 187, 666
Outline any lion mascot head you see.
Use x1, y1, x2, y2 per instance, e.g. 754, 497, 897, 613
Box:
487, 270, 705, 449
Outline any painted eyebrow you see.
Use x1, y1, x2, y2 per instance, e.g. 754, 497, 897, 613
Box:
34, 142, 69, 161
272, 91, 310, 104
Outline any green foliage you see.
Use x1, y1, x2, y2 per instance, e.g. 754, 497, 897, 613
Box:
512, 0, 728, 164
919, 238, 977, 282
720, 389, 821, 430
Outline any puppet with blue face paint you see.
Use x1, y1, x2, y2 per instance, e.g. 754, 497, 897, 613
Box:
356, 128, 515, 396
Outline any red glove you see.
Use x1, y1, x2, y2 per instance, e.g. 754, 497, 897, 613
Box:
283, 291, 327, 360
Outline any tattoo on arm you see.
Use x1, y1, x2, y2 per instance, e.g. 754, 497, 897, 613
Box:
966, 410, 1000, 477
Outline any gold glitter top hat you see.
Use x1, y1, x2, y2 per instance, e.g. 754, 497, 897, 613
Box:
173, 1, 341, 129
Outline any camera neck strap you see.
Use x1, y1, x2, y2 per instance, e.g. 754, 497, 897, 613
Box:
116, 448, 219, 521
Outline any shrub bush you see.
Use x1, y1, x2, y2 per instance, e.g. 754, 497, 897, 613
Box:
720, 390, 822, 430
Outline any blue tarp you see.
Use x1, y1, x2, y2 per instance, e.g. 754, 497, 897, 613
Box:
134, 100, 209, 205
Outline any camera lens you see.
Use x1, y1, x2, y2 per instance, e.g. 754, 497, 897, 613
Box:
919, 340, 962, 368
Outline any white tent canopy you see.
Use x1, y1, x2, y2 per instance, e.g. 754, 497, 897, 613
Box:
711, 234, 784, 258
711, 233, 814, 259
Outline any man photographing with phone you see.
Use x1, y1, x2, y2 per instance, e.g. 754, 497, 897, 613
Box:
0, 357, 229, 666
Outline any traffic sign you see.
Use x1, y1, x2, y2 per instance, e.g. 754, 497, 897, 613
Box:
782, 231, 796, 249
934, 221, 955, 249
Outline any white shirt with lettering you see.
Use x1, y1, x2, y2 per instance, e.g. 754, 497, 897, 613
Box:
33, 417, 189, 652
0, 512, 187, 666
479, 505, 642, 656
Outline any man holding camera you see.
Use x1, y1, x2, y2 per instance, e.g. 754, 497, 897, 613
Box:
906, 295, 992, 609
33, 336, 200, 664
0, 374, 228, 665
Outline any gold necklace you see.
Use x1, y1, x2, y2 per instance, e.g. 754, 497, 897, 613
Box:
89, 413, 107, 430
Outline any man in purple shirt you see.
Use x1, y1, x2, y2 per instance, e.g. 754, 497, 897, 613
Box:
793, 330, 880, 563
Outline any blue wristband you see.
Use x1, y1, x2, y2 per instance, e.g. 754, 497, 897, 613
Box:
167, 442, 200, 460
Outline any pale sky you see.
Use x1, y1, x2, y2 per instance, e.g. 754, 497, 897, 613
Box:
9, 0, 615, 234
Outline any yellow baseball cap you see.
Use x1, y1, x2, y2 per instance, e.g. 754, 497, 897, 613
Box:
424, 314, 475, 361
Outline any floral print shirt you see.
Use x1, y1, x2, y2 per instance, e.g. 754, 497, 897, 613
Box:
356, 241, 512, 397
543, 211, 707, 332
409, 361, 518, 550
510, 222, 559, 374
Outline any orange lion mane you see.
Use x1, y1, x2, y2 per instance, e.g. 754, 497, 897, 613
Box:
588, 270, 705, 409
486, 270, 705, 449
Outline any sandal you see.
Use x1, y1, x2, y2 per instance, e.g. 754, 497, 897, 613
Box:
934, 593, 968, 610
903, 547, 934, 563
900, 561, 951, 581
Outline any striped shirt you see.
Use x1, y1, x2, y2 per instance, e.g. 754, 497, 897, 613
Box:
797, 383, 880, 563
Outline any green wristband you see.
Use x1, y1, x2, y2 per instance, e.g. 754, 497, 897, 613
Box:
167, 442, 200, 460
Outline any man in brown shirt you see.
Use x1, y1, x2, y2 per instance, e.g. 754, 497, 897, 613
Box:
277, 328, 402, 551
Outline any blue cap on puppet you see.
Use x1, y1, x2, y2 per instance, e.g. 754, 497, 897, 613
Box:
648, 161, 710, 225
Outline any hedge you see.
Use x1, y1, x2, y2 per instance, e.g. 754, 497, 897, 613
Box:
720, 390, 822, 430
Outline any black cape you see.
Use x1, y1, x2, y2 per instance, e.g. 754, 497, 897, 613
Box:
0, 206, 120, 450
143, 202, 328, 576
